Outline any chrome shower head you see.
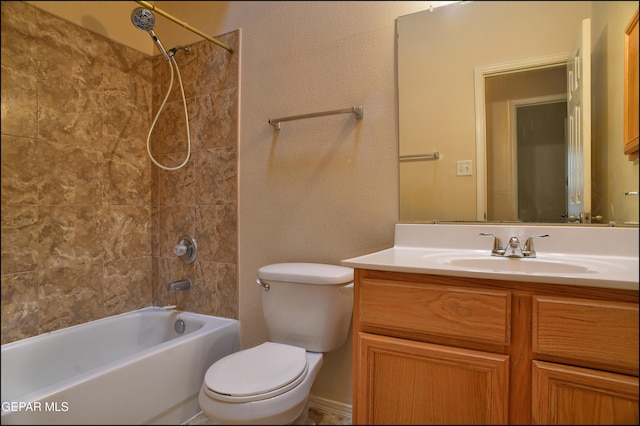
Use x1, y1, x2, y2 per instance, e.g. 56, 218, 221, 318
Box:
131, 7, 155, 31
131, 7, 170, 61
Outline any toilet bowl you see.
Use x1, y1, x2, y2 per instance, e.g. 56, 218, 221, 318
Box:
198, 343, 323, 425
198, 263, 354, 425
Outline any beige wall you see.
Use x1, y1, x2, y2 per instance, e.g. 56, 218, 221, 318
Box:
592, 1, 640, 224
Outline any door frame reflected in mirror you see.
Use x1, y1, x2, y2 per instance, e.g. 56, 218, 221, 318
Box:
474, 53, 570, 222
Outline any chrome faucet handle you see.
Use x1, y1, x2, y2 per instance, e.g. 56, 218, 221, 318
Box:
479, 233, 505, 256
522, 234, 549, 257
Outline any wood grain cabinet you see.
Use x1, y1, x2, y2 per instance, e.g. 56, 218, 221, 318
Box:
532, 296, 639, 424
352, 269, 639, 425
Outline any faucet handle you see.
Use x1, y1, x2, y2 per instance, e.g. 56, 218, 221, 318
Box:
479, 233, 505, 256
522, 234, 549, 257
507, 236, 520, 247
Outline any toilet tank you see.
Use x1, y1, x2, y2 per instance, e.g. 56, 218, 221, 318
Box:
257, 263, 354, 353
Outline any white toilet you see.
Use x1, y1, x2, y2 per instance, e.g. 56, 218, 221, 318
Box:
198, 262, 354, 425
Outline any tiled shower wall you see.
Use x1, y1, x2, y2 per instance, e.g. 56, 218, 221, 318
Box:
149, 31, 239, 318
0, 2, 238, 345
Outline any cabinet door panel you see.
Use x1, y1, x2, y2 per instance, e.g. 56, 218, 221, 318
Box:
359, 278, 511, 345
533, 296, 639, 375
357, 332, 509, 425
533, 360, 639, 425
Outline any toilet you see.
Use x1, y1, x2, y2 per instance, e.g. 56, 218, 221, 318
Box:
198, 262, 354, 425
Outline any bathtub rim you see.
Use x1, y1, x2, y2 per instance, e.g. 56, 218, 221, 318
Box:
1, 307, 239, 408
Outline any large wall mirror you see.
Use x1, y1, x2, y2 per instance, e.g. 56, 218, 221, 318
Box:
398, 1, 639, 226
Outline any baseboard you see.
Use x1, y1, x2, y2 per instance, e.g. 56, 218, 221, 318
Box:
308, 395, 352, 420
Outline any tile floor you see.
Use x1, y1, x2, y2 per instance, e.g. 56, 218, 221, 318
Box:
186, 407, 351, 425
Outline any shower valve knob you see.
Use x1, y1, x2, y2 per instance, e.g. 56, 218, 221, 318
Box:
173, 235, 197, 264
173, 243, 188, 256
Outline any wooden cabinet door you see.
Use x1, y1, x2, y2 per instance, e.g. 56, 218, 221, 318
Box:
356, 332, 509, 425
532, 360, 639, 425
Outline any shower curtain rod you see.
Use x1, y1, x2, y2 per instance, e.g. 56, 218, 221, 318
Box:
135, 1, 234, 53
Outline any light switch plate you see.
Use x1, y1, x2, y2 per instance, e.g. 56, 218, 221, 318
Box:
456, 160, 473, 176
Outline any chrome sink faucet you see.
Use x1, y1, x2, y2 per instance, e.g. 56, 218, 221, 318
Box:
479, 233, 549, 258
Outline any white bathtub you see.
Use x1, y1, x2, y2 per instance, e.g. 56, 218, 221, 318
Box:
1, 307, 240, 425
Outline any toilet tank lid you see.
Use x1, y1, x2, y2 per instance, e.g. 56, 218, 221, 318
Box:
258, 263, 354, 285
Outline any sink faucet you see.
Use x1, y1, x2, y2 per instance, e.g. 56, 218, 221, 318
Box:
480, 233, 549, 258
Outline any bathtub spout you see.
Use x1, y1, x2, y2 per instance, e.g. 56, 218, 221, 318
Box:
167, 278, 191, 293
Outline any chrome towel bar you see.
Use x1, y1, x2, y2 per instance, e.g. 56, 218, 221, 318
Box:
268, 106, 364, 130
399, 152, 440, 162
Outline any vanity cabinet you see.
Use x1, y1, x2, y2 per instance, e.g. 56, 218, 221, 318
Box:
532, 296, 639, 424
352, 269, 639, 425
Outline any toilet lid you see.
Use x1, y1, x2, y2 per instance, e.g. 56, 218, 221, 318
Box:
204, 342, 308, 402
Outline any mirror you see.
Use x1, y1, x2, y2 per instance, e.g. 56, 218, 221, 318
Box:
398, 1, 639, 225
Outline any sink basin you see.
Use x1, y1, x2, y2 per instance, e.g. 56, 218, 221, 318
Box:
431, 256, 592, 274
341, 224, 639, 290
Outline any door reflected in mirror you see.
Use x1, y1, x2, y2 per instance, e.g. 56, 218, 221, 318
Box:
484, 67, 567, 223
397, 1, 639, 226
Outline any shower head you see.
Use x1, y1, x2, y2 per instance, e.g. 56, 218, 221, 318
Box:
131, 7, 171, 61
131, 7, 155, 31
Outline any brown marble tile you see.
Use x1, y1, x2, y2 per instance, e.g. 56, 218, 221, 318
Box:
38, 264, 105, 333
189, 261, 238, 318
103, 257, 152, 316
34, 7, 109, 77
189, 88, 238, 151
102, 97, 150, 152
37, 77, 104, 148
1, 135, 38, 205
102, 205, 152, 262
1, 205, 39, 274
102, 44, 153, 107
1, 65, 38, 138
38, 206, 105, 270
157, 205, 197, 258
215, 262, 239, 319
156, 152, 195, 205
173, 32, 239, 102
195, 205, 237, 263
149, 99, 190, 157
38, 139, 103, 206
155, 256, 196, 310
194, 147, 237, 206
1, 272, 39, 344
0, 2, 39, 71
103, 147, 152, 206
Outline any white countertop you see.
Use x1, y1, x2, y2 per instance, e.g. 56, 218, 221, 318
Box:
342, 224, 639, 291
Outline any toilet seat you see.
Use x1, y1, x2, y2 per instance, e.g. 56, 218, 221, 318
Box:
203, 342, 308, 403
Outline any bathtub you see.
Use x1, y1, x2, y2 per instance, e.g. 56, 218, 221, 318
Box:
1, 307, 240, 425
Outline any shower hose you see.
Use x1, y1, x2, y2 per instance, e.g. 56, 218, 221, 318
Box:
146, 54, 191, 171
